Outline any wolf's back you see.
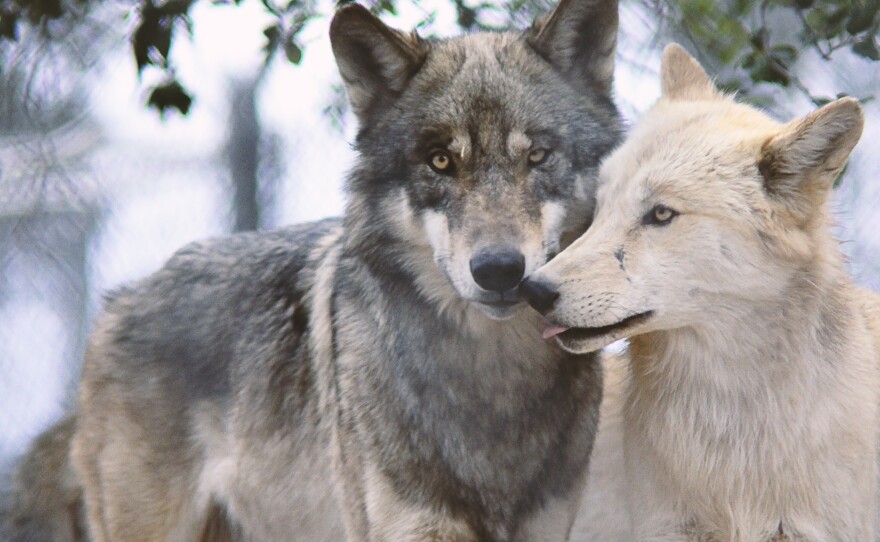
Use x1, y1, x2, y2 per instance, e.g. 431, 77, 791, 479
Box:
4, 218, 344, 542
2, 416, 86, 542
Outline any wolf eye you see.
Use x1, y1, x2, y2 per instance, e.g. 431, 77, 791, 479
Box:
428, 151, 454, 174
643, 204, 678, 226
527, 148, 550, 166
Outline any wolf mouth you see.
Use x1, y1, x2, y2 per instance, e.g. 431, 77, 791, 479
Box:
473, 290, 523, 309
479, 299, 520, 309
556, 311, 654, 344
473, 298, 524, 320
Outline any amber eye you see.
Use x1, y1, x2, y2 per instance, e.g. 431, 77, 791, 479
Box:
654, 206, 674, 222
642, 204, 678, 226
527, 148, 549, 166
428, 151, 453, 174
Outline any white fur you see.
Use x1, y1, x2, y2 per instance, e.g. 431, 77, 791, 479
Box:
422, 209, 451, 259
450, 133, 472, 161
384, 191, 505, 334
539, 201, 568, 261
520, 487, 588, 542
557, 46, 880, 541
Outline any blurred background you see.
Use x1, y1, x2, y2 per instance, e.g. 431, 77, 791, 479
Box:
0, 0, 878, 479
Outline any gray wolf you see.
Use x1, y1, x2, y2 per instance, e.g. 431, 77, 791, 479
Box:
522, 44, 880, 541
6, 1, 623, 540
3, 417, 85, 542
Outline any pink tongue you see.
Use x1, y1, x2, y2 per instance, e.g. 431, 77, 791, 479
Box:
542, 325, 570, 339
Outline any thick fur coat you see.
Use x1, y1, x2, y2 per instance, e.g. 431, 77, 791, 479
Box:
6, 2, 624, 541
525, 44, 880, 541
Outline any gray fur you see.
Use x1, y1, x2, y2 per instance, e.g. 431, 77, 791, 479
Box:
8, 2, 622, 540
3, 417, 86, 542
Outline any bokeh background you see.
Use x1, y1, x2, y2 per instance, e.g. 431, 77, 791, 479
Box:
1, 0, 878, 481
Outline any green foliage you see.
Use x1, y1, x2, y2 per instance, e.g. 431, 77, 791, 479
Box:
852, 35, 880, 59
126, 0, 318, 116
2, 0, 878, 115
661, 0, 880, 105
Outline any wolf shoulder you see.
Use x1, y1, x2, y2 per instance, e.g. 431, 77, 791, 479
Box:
84, 217, 344, 399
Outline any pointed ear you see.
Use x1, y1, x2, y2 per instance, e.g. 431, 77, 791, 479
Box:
527, 0, 618, 95
330, 4, 428, 121
759, 97, 864, 210
660, 43, 719, 101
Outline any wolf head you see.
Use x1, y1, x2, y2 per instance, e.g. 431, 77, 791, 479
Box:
330, 0, 621, 320
521, 44, 864, 353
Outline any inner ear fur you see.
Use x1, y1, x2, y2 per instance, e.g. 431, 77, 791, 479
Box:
329, 4, 427, 121
660, 43, 720, 101
527, 0, 619, 95
759, 97, 864, 211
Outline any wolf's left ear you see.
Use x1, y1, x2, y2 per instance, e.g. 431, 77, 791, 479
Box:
759, 97, 864, 209
528, 0, 618, 95
330, 4, 428, 121
660, 44, 719, 101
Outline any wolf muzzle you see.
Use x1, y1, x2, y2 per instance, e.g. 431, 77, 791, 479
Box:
469, 246, 526, 293
519, 277, 559, 314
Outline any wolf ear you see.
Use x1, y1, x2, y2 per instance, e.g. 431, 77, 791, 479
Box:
660, 44, 719, 101
759, 97, 863, 210
330, 4, 427, 121
527, 0, 618, 95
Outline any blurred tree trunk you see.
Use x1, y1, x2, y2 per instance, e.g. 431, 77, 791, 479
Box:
227, 78, 261, 232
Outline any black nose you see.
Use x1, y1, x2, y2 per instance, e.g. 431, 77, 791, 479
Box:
519, 278, 559, 314
469, 246, 526, 293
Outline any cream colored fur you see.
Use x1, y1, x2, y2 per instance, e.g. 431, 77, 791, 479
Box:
552, 44, 880, 541
571, 350, 633, 541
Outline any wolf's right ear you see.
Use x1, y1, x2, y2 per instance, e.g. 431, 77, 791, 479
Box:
330, 4, 427, 121
759, 97, 863, 212
660, 44, 719, 101
527, 0, 618, 95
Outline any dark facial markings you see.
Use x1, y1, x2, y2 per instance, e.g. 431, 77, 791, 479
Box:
395, 47, 616, 219
614, 247, 625, 271
416, 128, 563, 180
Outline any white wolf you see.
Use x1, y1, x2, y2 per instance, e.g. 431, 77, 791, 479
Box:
523, 44, 880, 541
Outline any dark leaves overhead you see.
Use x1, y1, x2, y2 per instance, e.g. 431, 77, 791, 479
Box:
853, 37, 880, 60
671, 0, 880, 106
846, 0, 879, 35
0, 7, 19, 41
0, 0, 68, 42
147, 80, 193, 116
25, 0, 64, 23
284, 39, 302, 64
132, 0, 194, 74
2, 0, 879, 116
129, 0, 198, 119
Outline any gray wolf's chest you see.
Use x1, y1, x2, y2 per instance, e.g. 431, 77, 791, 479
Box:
328, 265, 602, 538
